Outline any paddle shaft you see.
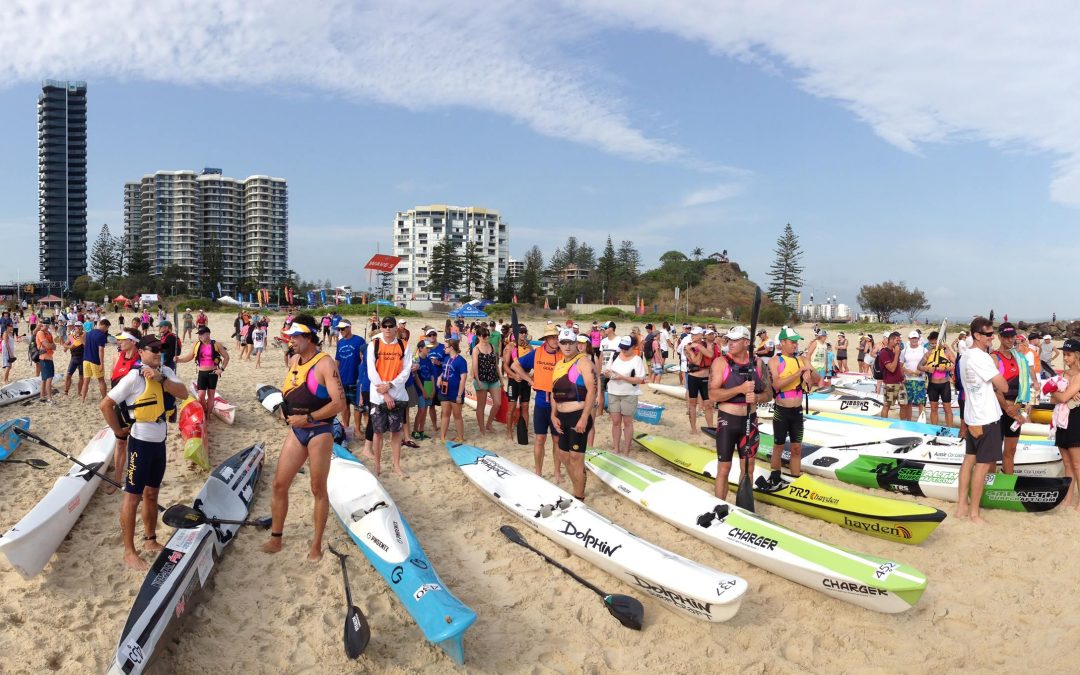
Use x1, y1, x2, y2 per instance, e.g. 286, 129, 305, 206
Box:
17, 428, 128, 492
505, 531, 606, 598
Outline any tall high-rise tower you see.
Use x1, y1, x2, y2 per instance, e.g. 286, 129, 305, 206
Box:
38, 80, 88, 287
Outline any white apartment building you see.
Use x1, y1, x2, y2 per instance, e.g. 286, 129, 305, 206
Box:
393, 205, 509, 300
507, 257, 524, 280
800, 301, 852, 321
123, 168, 288, 289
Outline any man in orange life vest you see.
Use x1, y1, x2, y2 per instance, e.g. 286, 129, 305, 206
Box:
365, 316, 413, 477
511, 326, 564, 481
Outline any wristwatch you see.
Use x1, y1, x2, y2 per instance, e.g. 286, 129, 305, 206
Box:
306, 413, 315, 424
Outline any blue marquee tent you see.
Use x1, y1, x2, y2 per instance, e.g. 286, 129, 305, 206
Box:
449, 305, 489, 319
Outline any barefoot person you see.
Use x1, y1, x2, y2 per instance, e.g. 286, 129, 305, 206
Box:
604, 335, 646, 455
956, 316, 1008, 523
365, 316, 412, 477
438, 339, 468, 442
708, 326, 769, 501
511, 326, 564, 480
262, 315, 346, 560
503, 328, 532, 441
101, 334, 187, 569
1050, 339, 1080, 509
767, 327, 819, 484
470, 327, 503, 433
683, 327, 715, 435
175, 326, 229, 416
550, 328, 596, 500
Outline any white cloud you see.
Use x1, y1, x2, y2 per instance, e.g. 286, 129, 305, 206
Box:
571, 0, 1080, 206
0, 1, 682, 163
681, 182, 744, 207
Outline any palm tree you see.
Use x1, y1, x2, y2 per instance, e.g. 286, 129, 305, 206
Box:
692, 247, 703, 261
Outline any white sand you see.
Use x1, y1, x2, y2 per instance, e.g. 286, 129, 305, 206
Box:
0, 314, 1073, 673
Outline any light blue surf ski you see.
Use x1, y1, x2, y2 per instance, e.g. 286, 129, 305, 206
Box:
327, 444, 476, 664
0, 418, 30, 461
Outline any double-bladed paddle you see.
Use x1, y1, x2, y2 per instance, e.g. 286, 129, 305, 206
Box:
499, 525, 644, 630
327, 544, 372, 659
161, 504, 272, 529
15, 427, 133, 492
1, 457, 49, 469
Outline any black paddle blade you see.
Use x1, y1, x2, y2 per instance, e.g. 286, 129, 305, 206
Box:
604, 594, 644, 631
3, 458, 49, 469
516, 414, 529, 445
344, 604, 371, 659
163, 504, 206, 528
500, 524, 526, 545
736, 471, 756, 512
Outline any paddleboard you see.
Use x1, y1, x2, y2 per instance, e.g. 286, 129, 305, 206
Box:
108, 443, 265, 675
447, 441, 747, 622
586, 450, 928, 612
255, 383, 283, 414
0, 377, 44, 407
328, 445, 476, 664
758, 437, 1071, 512
638, 433, 946, 545
804, 410, 1057, 448
0, 427, 115, 578
0, 417, 31, 460
647, 382, 687, 400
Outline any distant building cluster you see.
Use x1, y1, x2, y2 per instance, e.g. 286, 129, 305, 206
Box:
801, 301, 852, 321
123, 169, 288, 288
393, 205, 509, 300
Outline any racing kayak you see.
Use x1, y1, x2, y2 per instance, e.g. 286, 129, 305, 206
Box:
189, 382, 236, 424
639, 433, 945, 544
255, 383, 283, 414
647, 382, 686, 400
0, 377, 48, 407
0, 427, 115, 578
803, 410, 1055, 446
785, 416, 1063, 477
327, 444, 476, 664
586, 450, 928, 612
0, 417, 31, 460
759, 437, 1071, 512
108, 443, 265, 675
448, 442, 747, 622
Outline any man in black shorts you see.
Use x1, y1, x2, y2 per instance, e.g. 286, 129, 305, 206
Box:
504, 328, 533, 441
919, 330, 956, 428
957, 316, 1008, 523
767, 327, 818, 484
708, 326, 769, 500
683, 327, 715, 435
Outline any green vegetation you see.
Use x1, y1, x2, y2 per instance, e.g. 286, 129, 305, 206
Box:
856, 281, 930, 323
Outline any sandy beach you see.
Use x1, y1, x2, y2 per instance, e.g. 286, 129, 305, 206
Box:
0, 312, 1074, 673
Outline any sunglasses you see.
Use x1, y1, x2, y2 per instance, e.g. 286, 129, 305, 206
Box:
976, 331, 995, 337
381, 323, 397, 329
141, 346, 161, 354
559, 340, 574, 345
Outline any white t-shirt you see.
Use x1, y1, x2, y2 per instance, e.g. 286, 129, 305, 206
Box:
658, 329, 671, 353
960, 348, 1003, 426
677, 334, 692, 372
599, 336, 621, 369
901, 345, 927, 379
253, 327, 267, 349
606, 354, 645, 396
107, 365, 182, 442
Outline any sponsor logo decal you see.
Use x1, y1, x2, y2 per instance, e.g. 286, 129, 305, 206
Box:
66, 495, 81, 513
727, 527, 778, 551
986, 490, 1060, 504
630, 575, 713, 617
617, 484, 631, 495
787, 486, 840, 505
822, 578, 888, 596
477, 456, 511, 478
391, 565, 403, 584
413, 583, 441, 600
716, 579, 738, 596
126, 643, 145, 665
557, 521, 623, 557
175, 596, 186, 618
366, 532, 389, 552
839, 399, 873, 412
842, 517, 912, 539
896, 467, 955, 484
410, 557, 429, 570
392, 521, 404, 544
169, 551, 183, 564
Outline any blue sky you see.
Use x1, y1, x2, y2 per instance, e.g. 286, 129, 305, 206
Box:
1, 1, 1077, 320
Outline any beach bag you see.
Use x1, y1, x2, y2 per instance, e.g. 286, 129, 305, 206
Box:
872, 351, 885, 380
178, 397, 210, 470
28, 341, 40, 363
643, 333, 656, 360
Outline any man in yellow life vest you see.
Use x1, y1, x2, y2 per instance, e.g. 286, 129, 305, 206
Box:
101, 335, 188, 571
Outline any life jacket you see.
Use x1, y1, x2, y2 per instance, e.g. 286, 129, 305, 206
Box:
773, 355, 804, 399
282, 351, 331, 416
717, 355, 765, 405
118, 373, 167, 425
993, 348, 1031, 403
686, 341, 714, 374
112, 350, 140, 387
372, 338, 406, 383
552, 354, 588, 403
190, 340, 222, 368
531, 347, 561, 393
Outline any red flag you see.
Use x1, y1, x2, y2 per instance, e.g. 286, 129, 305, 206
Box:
543, 296, 550, 310
364, 254, 401, 273
513, 294, 518, 304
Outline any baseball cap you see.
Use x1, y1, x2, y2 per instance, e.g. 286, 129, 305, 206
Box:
197, 326, 211, 335
137, 335, 162, 351
618, 335, 632, 349
778, 326, 802, 342
908, 330, 920, 339
603, 321, 616, 329
380, 317, 397, 328
158, 320, 171, 328
756, 329, 767, 336
558, 328, 576, 342
818, 329, 827, 337
1063, 338, 1080, 352
1044, 334, 1053, 340
999, 322, 1016, 336
705, 328, 717, 336
691, 326, 705, 336
337, 320, 351, 329
185, 308, 192, 311
541, 326, 559, 339
726, 325, 751, 340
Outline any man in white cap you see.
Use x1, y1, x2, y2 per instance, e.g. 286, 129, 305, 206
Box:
768, 326, 819, 484
900, 330, 928, 421
683, 327, 715, 435
676, 323, 693, 385
708, 325, 770, 500
335, 319, 366, 435
598, 321, 620, 414
805, 329, 829, 381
